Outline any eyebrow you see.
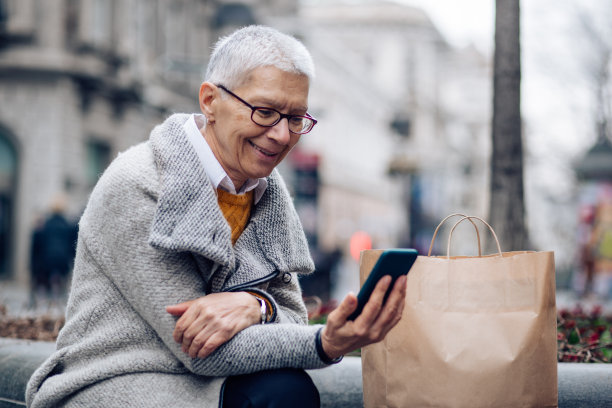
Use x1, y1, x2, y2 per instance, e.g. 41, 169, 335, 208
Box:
251, 96, 308, 114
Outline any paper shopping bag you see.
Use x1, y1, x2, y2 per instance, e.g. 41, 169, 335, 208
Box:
360, 215, 558, 408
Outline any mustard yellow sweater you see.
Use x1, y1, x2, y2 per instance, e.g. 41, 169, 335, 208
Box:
216, 189, 254, 245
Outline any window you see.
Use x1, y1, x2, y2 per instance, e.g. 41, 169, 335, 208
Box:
0, 131, 17, 278
2, 0, 35, 38
86, 140, 111, 186
0, 1, 7, 28
64, 0, 79, 46
91, 0, 112, 48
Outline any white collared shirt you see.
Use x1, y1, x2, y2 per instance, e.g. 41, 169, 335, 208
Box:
183, 114, 268, 204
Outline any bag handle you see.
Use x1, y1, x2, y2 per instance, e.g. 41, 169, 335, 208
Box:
428, 213, 482, 256
448, 216, 503, 258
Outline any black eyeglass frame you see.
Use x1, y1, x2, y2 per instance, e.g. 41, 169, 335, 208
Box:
216, 84, 318, 134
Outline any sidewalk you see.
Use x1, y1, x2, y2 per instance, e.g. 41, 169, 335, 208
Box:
0, 280, 66, 318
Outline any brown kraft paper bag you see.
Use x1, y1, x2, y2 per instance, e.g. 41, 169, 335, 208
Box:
360, 215, 558, 408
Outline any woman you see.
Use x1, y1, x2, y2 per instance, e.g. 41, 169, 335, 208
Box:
26, 25, 405, 408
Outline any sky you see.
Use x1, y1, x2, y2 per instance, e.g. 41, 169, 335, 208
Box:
401, 0, 602, 154
406, 0, 609, 193
403, 0, 495, 54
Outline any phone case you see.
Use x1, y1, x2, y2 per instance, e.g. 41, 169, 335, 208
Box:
347, 248, 418, 321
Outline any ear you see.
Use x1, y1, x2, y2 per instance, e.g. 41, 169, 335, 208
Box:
199, 82, 217, 123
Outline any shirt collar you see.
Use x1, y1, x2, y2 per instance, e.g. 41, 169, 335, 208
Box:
183, 114, 267, 204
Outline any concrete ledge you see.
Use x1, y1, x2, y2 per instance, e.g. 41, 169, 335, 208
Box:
0, 339, 55, 407
2, 339, 612, 408
307, 356, 363, 408
557, 362, 612, 408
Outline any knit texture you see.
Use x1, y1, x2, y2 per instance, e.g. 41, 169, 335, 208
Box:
25, 113, 324, 408
217, 189, 254, 245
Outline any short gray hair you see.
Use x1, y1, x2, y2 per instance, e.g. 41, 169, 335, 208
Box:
205, 25, 315, 89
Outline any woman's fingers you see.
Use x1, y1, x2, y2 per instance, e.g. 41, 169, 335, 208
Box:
177, 301, 222, 354
195, 331, 230, 359
321, 274, 407, 359
165, 300, 194, 316
368, 275, 407, 341
327, 292, 358, 329
168, 292, 262, 358
356, 275, 392, 324
172, 307, 198, 345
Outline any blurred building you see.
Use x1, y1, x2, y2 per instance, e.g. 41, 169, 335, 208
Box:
299, 1, 491, 298
0, 0, 491, 300
0, 0, 299, 285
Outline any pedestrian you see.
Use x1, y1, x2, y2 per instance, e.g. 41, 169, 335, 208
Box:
26, 26, 406, 408
29, 216, 46, 305
29, 197, 77, 306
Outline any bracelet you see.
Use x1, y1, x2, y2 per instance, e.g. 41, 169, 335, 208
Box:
315, 328, 343, 365
244, 291, 275, 323
254, 296, 267, 324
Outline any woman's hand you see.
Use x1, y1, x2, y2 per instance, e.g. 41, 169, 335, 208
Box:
166, 292, 261, 359
320, 274, 407, 360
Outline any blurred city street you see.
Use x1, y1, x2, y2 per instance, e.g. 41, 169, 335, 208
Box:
2, 277, 612, 319
0, 280, 66, 318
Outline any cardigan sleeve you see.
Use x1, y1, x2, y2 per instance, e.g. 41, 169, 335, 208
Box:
78, 145, 330, 377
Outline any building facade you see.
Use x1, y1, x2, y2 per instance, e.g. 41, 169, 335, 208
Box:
0, 0, 491, 301
0, 0, 298, 285
299, 1, 491, 297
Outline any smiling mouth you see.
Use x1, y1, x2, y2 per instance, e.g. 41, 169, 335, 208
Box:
249, 141, 278, 157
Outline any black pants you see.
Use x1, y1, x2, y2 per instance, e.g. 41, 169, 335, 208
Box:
222, 368, 320, 408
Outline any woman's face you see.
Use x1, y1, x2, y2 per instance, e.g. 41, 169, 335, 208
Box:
200, 66, 310, 190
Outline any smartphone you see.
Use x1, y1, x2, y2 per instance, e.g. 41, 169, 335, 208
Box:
347, 248, 418, 321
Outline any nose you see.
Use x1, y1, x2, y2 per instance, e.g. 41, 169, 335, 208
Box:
267, 117, 291, 145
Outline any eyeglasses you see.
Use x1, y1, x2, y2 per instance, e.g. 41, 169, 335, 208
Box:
216, 84, 317, 134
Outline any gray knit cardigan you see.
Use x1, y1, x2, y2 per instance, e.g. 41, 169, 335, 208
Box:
26, 114, 328, 408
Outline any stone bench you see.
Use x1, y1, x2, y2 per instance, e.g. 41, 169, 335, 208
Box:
1, 338, 611, 407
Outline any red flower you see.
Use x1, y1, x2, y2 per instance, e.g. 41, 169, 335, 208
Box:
588, 333, 600, 345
